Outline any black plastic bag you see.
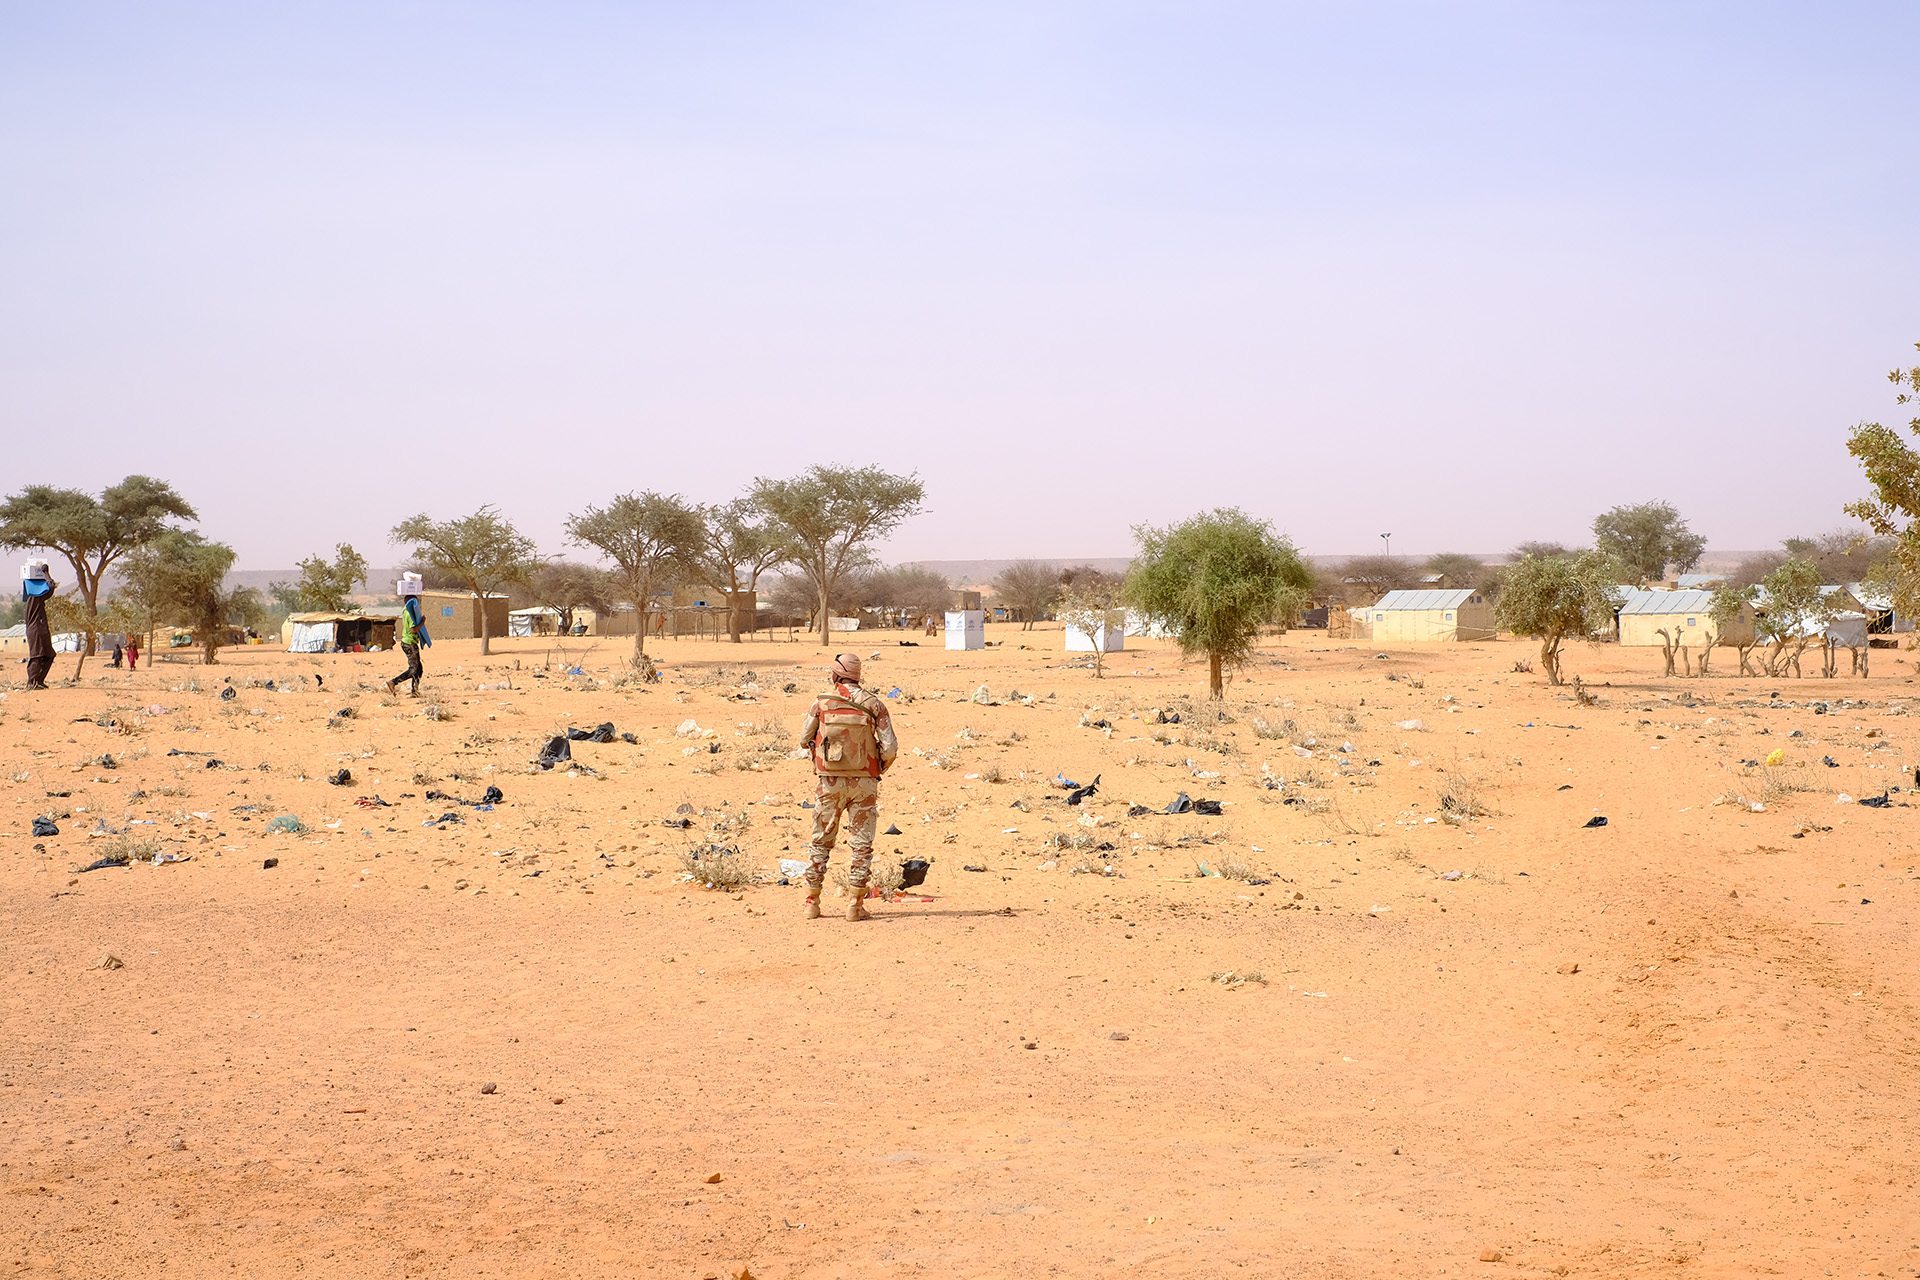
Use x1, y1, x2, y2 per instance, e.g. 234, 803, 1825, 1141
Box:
1193, 799, 1223, 816
534, 736, 572, 769
1067, 775, 1101, 806
900, 859, 930, 888
1582, 815, 1608, 828
31, 817, 58, 837
1164, 792, 1192, 815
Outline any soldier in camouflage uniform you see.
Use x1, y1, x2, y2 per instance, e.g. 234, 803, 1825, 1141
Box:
798, 653, 898, 921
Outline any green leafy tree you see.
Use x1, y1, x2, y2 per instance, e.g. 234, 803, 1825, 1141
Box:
107, 531, 261, 664
270, 543, 369, 614
1707, 582, 1758, 676
751, 465, 926, 647
991, 559, 1061, 629
1123, 508, 1314, 699
565, 492, 704, 660
1055, 579, 1126, 680
689, 498, 788, 643
1754, 557, 1825, 678
1844, 342, 1920, 620
1591, 500, 1707, 584
390, 507, 539, 657
1494, 551, 1624, 686
1511, 540, 1574, 561
0, 475, 197, 676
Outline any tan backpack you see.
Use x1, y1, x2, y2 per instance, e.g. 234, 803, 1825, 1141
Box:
813, 685, 880, 778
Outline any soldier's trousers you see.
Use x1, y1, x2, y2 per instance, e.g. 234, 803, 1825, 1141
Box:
807, 775, 880, 892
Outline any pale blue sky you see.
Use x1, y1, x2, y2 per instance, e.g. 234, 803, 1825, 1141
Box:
2, 3, 1915, 568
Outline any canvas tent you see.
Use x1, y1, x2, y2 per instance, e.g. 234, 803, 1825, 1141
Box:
1357, 589, 1495, 642
284, 612, 396, 653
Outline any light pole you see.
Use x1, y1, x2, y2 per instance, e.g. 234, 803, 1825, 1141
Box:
1381, 532, 1392, 560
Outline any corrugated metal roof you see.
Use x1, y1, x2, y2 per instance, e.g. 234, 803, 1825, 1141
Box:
0, 624, 23, 639
1370, 589, 1479, 611
1675, 573, 1727, 588
1618, 589, 1720, 616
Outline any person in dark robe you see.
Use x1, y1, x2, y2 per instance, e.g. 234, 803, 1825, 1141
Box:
22, 560, 55, 690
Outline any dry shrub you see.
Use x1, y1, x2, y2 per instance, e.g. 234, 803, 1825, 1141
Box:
831, 858, 904, 896
980, 763, 1007, 784
1209, 970, 1267, 988
1204, 853, 1258, 881
1251, 716, 1294, 741
679, 844, 759, 890
1436, 770, 1493, 819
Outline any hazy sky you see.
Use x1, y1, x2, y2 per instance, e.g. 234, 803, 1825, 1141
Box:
3, 2, 1916, 571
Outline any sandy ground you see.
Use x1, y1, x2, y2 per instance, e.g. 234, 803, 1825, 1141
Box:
3, 624, 1918, 1279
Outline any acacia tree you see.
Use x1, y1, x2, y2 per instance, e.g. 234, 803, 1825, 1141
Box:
390, 506, 539, 657
1338, 554, 1414, 605
1591, 500, 1707, 584
690, 498, 788, 643
565, 492, 704, 661
271, 543, 368, 613
0, 476, 197, 676
992, 559, 1061, 629
751, 465, 925, 647
525, 562, 616, 636
1844, 341, 1920, 619
1494, 551, 1623, 686
864, 564, 951, 624
1423, 552, 1484, 586
1123, 508, 1313, 699
1055, 579, 1126, 679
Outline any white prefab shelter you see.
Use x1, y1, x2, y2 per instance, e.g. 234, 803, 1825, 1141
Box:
1064, 621, 1125, 652
1617, 589, 1751, 648
945, 610, 985, 650
1360, 589, 1495, 642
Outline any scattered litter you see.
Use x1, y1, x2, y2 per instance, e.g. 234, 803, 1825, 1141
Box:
1440, 870, 1464, 881
1109, 1031, 1130, 1041
261, 858, 279, 869
1821, 755, 1839, 768
1581, 816, 1608, 828
1396, 719, 1424, 731
265, 815, 309, 835
1066, 775, 1101, 806
424, 812, 466, 828
900, 859, 930, 888
566, 722, 617, 743
220, 686, 236, 701
75, 853, 129, 872
1835, 793, 1854, 805
95, 953, 125, 970
32, 817, 59, 837
1858, 793, 1892, 808
882, 823, 902, 835
534, 736, 572, 770
1052, 772, 1079, 790
778, 858, 811, 877
1164, 792, 1193, 815
1765, 748, 1786, 766
1193, 799, 1223, 816
327, 769, 352, 786
1711, 793, 1764, 813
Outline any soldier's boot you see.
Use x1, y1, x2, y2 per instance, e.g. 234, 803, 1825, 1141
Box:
803, 895, 822, 920
845, 894, 871, 922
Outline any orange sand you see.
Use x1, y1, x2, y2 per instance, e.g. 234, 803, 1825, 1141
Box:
4, 625, 1917, 1277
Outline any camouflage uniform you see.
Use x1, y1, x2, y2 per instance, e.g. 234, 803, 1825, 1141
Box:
798, 679, 898, 892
